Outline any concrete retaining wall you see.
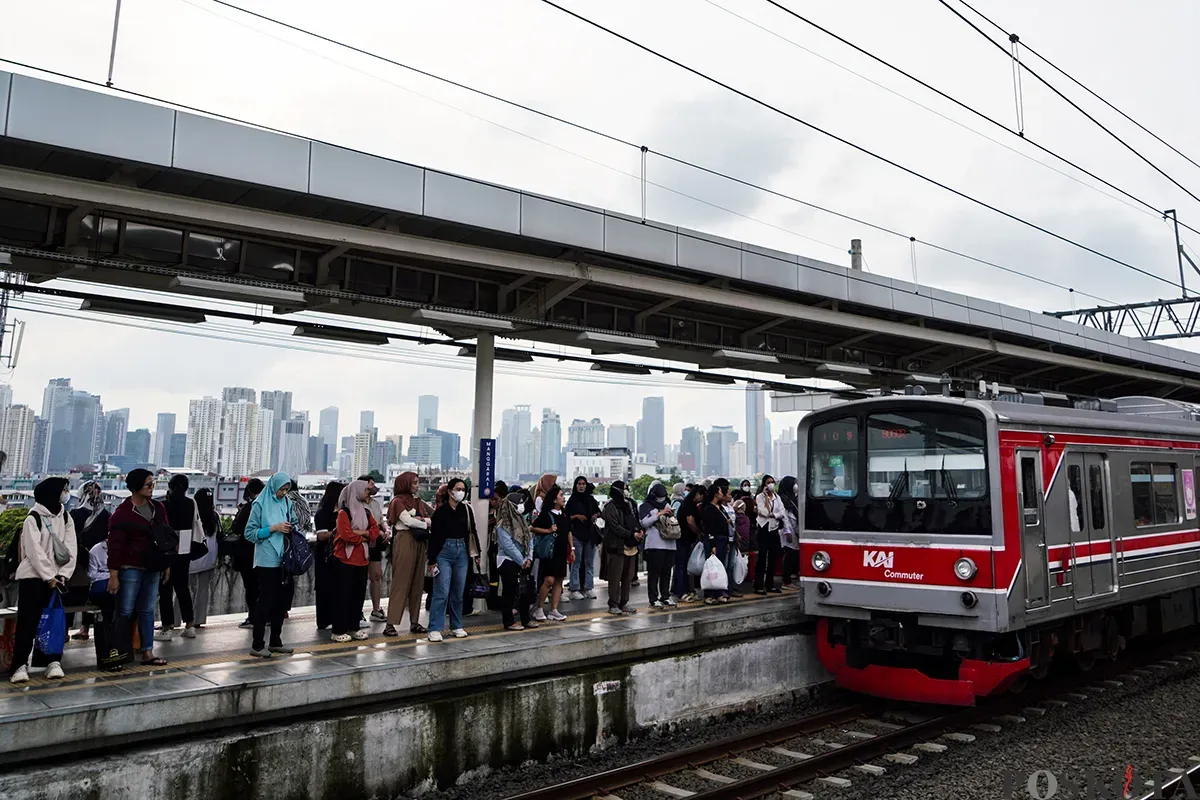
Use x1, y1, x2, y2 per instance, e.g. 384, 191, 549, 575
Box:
0, 633, 829, 800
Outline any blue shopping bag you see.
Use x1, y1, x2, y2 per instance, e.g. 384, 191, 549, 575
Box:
35, 590, 66, 657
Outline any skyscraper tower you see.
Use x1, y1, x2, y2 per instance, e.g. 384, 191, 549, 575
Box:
417, 395, 439, 434
639, 397, 665, 465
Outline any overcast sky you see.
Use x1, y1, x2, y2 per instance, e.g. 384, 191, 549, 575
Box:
1, 0, 1198, 451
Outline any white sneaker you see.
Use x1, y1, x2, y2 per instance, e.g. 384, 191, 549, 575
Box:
650, 600, 665, 609
585, 590, 597, 599
154, 630, 173, 642
181, 626, 197, 639
560, 592, 571, 603
452, 628, 468, 638
532, 608, 547, 622
352, 630, 369, 641
570, 591, 585, 601
547, 609, 567, 622
665, 597, 679, 607
10, 665, 29, 684
358, 619, 371, 630
330, 633, 352, 643
45, 662, 64, 680
428, 630, 443, 643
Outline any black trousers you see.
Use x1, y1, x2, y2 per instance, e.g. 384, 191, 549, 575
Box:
645, 549, 673, 605
498, 560, 533, 628
781, 548, 799, 585
159, 554, 194, 627
240, 565, 258, 620
313, 546, 335, 630
755, 529, 782, 591
332, 559, 368, 636
251, 567, 289, 650
10, 579, 57, 673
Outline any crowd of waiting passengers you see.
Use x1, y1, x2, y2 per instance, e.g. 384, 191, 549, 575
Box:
5, 470, 802, 681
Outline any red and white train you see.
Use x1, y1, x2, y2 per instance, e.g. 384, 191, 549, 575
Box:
799, 394, 1200, 705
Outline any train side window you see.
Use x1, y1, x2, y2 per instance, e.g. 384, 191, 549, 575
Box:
1066, 465, 1083, 533
1088, 464, 1106, 531
808, 417, 859, 499
1131, 462, 1179, 526
1020, 456, 1039, 519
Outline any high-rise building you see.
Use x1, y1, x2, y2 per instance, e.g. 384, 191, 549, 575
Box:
745, 384, 767, 476
0, 384, 12, 410
222, 387, 256, 404
307, 435, 328, 474
221, 400, 273, 478
417, 395, 438, 435
639, 397, 665, 465
406, 433, 440, 467
705, 425, 738, 477
63, 391, 102, 468
352, 432, 374, 477
729, 441, 749, 480
680, 426, 706, 476
319, 407, 339, 459
103, 408, 129, 456
41, 378, 74, 472
260, 390, 293, 470
499, 408, 516, 479
525, 427, 541, 477
168, 433, 187, 468
124, 428, 151, 465
607, 424, 635, 451
372, 437, 397, 473
184, 397, 223, 473
513, 406, 532, 476
360, 410, 375, 433
773, 426, 797, 479
567, 418, 605, 451
0, 404, 35, 476
340, 435, 354, 455
153, 413, 176, 468
386, 435, 404, 462
30, 417, 49, 475
428, 429, 460, 470
764, 417, 773, 475
540, 409, 561, 474
277, 413, 310, 478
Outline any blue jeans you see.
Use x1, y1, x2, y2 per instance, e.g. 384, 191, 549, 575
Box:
429, 539, 469, 633
116, 567, 160, 656
569, 538, 597, 592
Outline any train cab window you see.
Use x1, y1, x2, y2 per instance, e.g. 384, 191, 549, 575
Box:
1088, 464, 1106, 531
866, 410, 987, 500
808, 417, 859, 498
1131, 462, 1179, 527
1066, 465, 1083, 533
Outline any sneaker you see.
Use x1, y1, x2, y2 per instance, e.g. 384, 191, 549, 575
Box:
182, 626, 197, 639
452, 628, 469, 638
238, 618, 253, 629
532, 608, 547, 622
427, 630, 443, 643
352, 630, 369, 641
569, 591, 585, 601
330, 633, 352, 643
154, 630, 173, 642
268, 645, 294, 655
370, 609, 387, 622
249, 647, 272, 658
9, 665, 29, 684
585, 590, 597, 599
560, 592, 571, 603
525, 619, 540, 628
358, 619, 371, 630
665, 597, 678, 607
547, 610, 567, 622
620, 606, 637, 614
505, 624, 525, 631
650, 600, 665, 610
467, 609, 483, 616
45, 661, 64, 680
608, 607, 623, 616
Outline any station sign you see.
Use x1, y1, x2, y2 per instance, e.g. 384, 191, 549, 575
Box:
478, 438, 496, 498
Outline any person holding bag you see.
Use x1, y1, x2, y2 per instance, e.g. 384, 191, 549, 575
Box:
638, 482, 677, 609
426, 478, 481, 642
330, 480, 379, 643
493, 482, 535, 630
188, 488, 220, 628
8, 477, 76, 683
384, 472, 432, 637
700, 478, 735, 605
601, 481, 642, 615
244, 472, 296, 658
157, 474, 204, 642
107, 469, 170, 667
312, 482, 346, 632
531, 485, 569, 623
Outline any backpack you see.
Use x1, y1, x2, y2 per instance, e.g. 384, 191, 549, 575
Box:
147, 503, 180, 571
656, 513, 682, 541
282, 529, 314, 576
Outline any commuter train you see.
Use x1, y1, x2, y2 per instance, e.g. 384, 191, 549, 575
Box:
799, 394, 1200, 705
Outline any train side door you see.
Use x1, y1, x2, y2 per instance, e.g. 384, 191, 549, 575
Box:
1064, 455, 1092, 598
1081, 453, 1116, 598
1018, 450, 1050, 609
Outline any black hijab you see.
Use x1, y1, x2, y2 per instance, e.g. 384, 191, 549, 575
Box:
165, 474, 194, 530
34, 476, 69, 516
608, 480, 630, 512
194, 488, 219, 536
565, 476, 598, 517
779, 475, 799, 518
638, 481, 669, 519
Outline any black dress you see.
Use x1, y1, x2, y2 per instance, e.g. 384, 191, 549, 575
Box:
535, 508, 569, 579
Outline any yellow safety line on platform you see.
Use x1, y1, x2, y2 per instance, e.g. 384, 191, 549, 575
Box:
1, 592, 793, 698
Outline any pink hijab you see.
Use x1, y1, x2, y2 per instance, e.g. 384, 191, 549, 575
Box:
339, 479, 370, 530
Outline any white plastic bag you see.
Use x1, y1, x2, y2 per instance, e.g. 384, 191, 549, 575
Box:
732, 552, 748, 585
687, 542, 706, 576
700, 554, 729, 591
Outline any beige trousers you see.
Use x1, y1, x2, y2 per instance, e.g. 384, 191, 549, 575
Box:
387, 531, 427, 627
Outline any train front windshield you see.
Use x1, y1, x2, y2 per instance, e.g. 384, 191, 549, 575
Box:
807, 407, 991, 535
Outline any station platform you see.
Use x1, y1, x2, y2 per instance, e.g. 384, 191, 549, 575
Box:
0, 583, 807, 768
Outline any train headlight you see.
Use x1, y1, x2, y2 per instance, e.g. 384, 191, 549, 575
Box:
954, 557, 977, 581
811, 551, 831, 572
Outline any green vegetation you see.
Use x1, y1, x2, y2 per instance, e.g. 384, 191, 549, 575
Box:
0, 507, 29, 553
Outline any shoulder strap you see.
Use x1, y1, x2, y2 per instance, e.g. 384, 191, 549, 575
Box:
27, 510, 41, 530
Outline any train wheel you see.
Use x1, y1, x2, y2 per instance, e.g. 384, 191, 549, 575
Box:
1104, 619, 1122, 661
1030, 659, 1050, 680
1075, 651, 1097, 672
1008, 675, 1029, 695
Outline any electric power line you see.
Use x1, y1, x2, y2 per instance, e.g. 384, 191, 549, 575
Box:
534, 0, 1179, 294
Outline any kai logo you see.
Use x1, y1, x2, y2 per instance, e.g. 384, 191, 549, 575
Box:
863, 550, 894, 569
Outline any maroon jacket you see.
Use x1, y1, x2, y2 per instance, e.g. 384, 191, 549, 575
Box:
107, 498, 168, 571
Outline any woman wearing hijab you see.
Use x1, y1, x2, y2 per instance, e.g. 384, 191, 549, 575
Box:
330, 479, 379, 643
426, 478, 481, 642
67, 481, 109, 641
385, 472, 433, 637
565, 477, 601, 601
188, 488, 220, 627
778, 476, 801, 589
669, 483, 698, 603
531, 484, 570, 622
244, 472, 296, 658
492, 481, 535, 630
600, 480, 642, 615
700, 479, 736, 604
531, 473, 557, 519
8, 477, 76, 684
312, 481, 346, 631
231, 478, 265, 629
157, 474, 204, 642
638, 482, 677, 609
107, 468, 170, 667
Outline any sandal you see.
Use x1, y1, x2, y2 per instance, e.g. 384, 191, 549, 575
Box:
718, 596, 730, 604
141, 657, 168, 667
409, 624, 428, 634
383, 625, 399, 637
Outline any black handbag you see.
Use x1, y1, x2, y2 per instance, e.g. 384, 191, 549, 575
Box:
188, 537, 209, 563
468, 573, 489, 599
149, 522, 179, 571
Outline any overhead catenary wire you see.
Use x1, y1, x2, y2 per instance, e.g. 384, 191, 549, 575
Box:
952, 0, 1200, 174
936, 0, 1200, 210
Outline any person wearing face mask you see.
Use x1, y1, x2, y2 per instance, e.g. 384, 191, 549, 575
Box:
701, 478, 735, 604
754, 474, 785, 595
778, 476, 801, 589
426, 478, 481, 642
531, 485, 570, 623
601, 480, 642, 615
8, 477, 76, 683
330, 479, 380, 643
639, 482, 677, 609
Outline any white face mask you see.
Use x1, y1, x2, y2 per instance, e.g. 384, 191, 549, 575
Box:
61, 490, 70, 505
765, 483, 775, 492
452, 489, 466, 503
